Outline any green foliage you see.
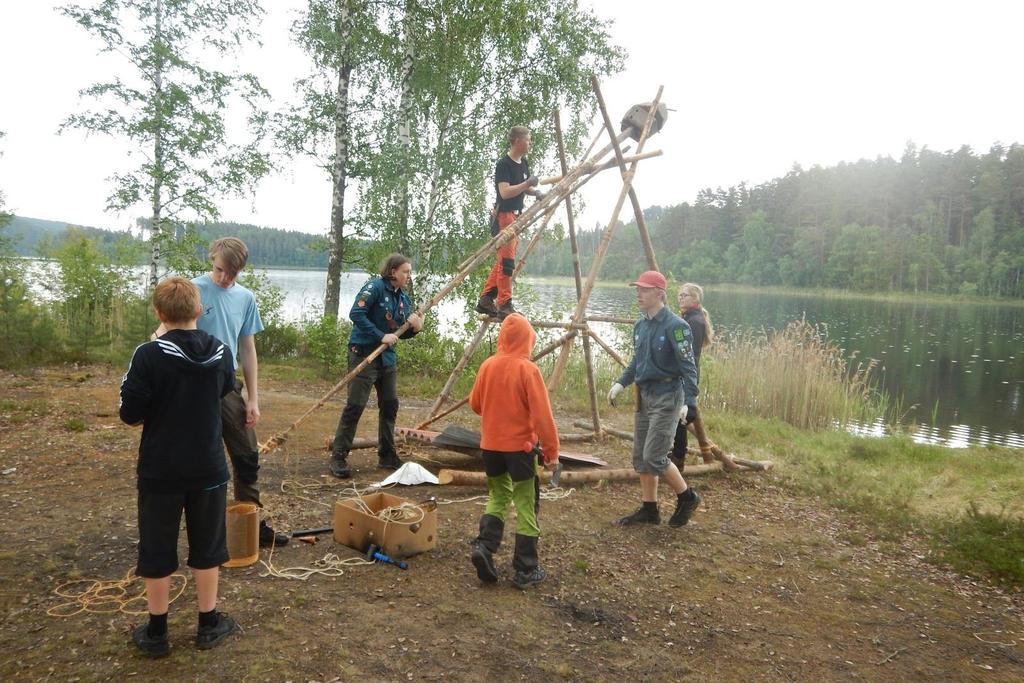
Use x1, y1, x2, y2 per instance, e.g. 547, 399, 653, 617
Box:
60, 0, 271, 285
281, 0, 624, 316
299, 315, 351, 377
0, 143, 63, 368
938, 503, 1024, 586
47, 230, 150, 362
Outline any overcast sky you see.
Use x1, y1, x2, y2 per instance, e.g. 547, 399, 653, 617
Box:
1, 0, 1021, 236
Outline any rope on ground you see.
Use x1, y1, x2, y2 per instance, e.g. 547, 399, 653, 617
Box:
258, 548, 373, 581
47, 568, 187, 617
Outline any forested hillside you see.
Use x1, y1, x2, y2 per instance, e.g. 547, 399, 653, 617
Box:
529, 143, 1024, 298
8, 216, 334, 269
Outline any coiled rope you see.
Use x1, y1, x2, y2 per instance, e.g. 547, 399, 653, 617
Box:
48, 568, 187, 617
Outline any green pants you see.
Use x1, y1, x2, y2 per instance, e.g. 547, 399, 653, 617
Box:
481, 450, 540, 537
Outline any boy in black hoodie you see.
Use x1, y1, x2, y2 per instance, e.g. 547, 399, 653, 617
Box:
120, 277, 239, 657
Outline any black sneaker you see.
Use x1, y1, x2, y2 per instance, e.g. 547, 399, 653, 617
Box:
668, 489, 702, 528
259, 520, 289, 548
378, 453, 402, 471
512, 567, 547, 589
195, 611, 240, 650
131, 623, 170, 658
615, 505, 660, 526
474, 295, 498, 316
470, 542, 498, 583
329, 452, 351, 479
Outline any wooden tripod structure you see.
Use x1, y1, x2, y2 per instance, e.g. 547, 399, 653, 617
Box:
260, 77, 759, 471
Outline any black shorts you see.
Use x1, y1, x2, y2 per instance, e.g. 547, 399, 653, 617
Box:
481, 449, 539, 482
136, 484, 229, 578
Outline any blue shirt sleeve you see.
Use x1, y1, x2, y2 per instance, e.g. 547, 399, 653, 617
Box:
672, 322, 700, 405
398, 291, 418, 340
238, 292, 264, 338
350, 280, 386, 343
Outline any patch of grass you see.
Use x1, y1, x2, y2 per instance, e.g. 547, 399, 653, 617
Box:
936, 504, 1024, 586
701, 319, 889, 430
63, 417, 88, 432
0, 398, 50, 415
708, 410, 1024, 584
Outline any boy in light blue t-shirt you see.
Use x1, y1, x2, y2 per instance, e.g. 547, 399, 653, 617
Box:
192, 237, 287, 548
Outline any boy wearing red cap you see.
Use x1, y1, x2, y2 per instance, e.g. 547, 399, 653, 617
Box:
608, 270, 701, 527
468, 313, 560, 588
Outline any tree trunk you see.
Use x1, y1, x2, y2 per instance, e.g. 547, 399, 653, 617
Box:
324, 0, 353, 319
148, 0, 165, 290
394, 0, 416, 296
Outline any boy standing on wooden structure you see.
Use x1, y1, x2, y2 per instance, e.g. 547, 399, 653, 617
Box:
475, 126, 543, 321
607, 270, 702, 527
468, 313, 560, 588
121, 277, 240, 657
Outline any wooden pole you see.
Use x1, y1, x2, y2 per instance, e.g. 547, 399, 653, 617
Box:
573, 418, 631, 441
427, 320, 491, 420
538, 149, 662, 185
566, 80, 664, 334
588, 329, 628, 368
415, 328, 577, 429
594, 87, 660, 271
512, 203, 558, 280
260, 131, 638, 454
585, 314, 635, 325
546, 111, 582, 392
438, 463, 731, 486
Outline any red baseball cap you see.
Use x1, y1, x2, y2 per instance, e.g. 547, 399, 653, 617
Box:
629, 270, 667, 290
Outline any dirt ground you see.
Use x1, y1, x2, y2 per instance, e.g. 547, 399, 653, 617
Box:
1, 365, 1022, 682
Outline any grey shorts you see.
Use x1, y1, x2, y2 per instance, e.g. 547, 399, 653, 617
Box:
632, 386, 683, 475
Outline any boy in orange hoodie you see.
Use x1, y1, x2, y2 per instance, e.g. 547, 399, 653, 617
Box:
468, 313, 560, 588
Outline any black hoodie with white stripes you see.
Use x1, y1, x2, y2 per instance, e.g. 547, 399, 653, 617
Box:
120, 329, 235, 493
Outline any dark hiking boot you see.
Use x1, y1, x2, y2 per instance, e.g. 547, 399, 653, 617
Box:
470, 541, 498, 583
378, 453, 403, 470
496, 300, 517, 321
195, 611, 240, 650
668, 489, 702, 528
259, 520, 289, 548
512, 566, 547, 589
475, 295, 498, 316
329, 452, 351, 479
615, 505, 660, 526
131, 623, 170, 658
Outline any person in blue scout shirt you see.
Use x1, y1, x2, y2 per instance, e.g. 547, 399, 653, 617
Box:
606, 270, 702, 528
329, 253, 424, 478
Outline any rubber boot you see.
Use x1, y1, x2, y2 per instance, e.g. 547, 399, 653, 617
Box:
511, 534, 546, 589
496, 299, 517, 321
475, 294, 498, 316
329, 451, 351, 478
471, 514, 504, 583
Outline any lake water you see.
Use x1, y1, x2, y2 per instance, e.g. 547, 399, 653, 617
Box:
261, 267, 1023, 450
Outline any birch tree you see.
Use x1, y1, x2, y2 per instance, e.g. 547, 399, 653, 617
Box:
282, 0, 622, 318
61, 0, 271, 287
277, 0, 387, 318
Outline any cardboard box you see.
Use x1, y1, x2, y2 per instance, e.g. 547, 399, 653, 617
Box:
333, 491, 437, 559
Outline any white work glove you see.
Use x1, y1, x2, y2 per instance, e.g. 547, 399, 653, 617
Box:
607, 382, 624, 406
678, 404, 688, 424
